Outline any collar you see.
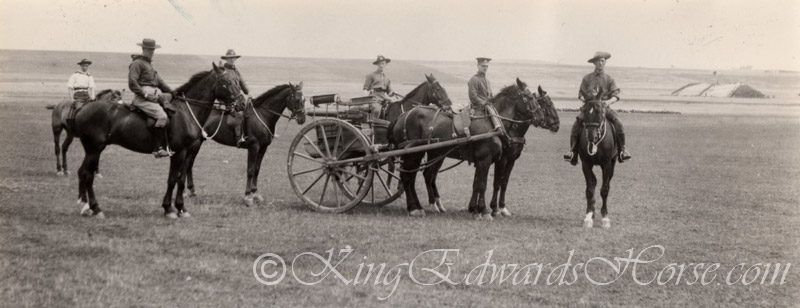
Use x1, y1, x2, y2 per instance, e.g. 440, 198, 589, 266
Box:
593, 69, 604, 76
476, 71, 486, 77
224, 63, 237, 70
74, 70, 91, 76
131, 54, 152, 63
374, 69, 384, 74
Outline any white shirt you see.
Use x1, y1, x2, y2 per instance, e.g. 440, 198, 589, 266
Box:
67, 71, 95, 90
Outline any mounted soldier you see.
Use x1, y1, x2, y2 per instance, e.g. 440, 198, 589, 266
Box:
468, 57, 503, 131
220, 49, 252, 147
128, 38, 173, 158
66, 59, 96, 129
564, 51, 631, 165
364, 55, 400, 103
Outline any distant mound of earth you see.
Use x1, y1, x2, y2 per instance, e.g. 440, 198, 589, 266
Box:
671, 82, 766, 98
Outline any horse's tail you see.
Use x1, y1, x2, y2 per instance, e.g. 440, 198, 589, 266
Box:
386, 117, 397, 146
45, 104, 56, 110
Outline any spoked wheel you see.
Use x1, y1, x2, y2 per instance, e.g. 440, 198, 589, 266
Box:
287, 119, 374, 213
338, 157, 403, 207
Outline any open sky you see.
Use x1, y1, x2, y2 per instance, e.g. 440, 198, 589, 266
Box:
1, 0, 798, 70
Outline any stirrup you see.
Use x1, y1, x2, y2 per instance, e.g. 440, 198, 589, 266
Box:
153, 148, 173, 158
236, 136, 249, 148
563, 151, 574, 161
619, 151, 631, 163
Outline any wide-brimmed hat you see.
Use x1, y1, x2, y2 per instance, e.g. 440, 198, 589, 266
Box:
136, 38, 161, 49
77, 59, 92, 65
588, 51, 611, 63
372, 55, 391, 65
476, 57, 492, 65
221, 49, 241, 59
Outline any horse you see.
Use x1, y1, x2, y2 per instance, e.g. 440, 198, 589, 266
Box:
74, 63, 246, 218
381, 74, 453, 121
577, 93, 618, 229
388, 78, 539, 219
46, 89, 123, 176
183, 83, 307, 206
488, 85, 560, 217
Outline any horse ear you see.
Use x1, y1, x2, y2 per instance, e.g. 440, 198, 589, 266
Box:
516, 77, 524, 89
538, 85, 546, 96
298, 81, 304, 89
289, 82, 293, 88
425, 74, 434, 83
213, 62, 222, 73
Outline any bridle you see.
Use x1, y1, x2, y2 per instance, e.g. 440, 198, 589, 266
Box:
583, 103, 607, 156
250, 85, 306, 138
400, 80, 452, 113
179, 71, 246, 139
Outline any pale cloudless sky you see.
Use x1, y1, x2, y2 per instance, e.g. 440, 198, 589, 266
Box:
1, 0, 798, 70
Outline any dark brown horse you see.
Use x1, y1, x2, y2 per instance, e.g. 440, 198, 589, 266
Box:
184, 83, 307, 206
74, 63, 245, 218
389, 78, 539, 219
489, 85, 560, 217
46, 89, 123, 176
381, 74, 452, 121
578, 93, 618, 229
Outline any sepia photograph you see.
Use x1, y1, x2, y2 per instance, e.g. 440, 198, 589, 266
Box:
0, 0, 798, 307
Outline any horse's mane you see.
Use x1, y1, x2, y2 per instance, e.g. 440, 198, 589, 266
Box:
402, 82, 427, 100
174, 70, 213, 94
253, 84, 293, 107
95, 89, 115, 98
492, 84, 523, 105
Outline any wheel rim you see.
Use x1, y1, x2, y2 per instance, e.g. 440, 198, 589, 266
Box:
287, 119, 374, 213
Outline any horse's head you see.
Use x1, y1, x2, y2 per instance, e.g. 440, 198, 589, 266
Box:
94, 89, 124, 104
287, 81, 306, 124
211, 62, 246, 107
582, 99, 606, 144
511, 77, 540, 121
533, 85, 559, 133
423, 74, 452, 112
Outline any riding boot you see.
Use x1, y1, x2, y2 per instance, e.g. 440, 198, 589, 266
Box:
235, 118, 248, 148
566, 134, 579, 165
152, 127, 173, 158
617, 133, 631, 162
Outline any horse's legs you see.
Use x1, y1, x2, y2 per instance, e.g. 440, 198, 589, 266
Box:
582, 162, 597, 228
422, 156, 445, 212
497, 157, 517, 216
243, 145, 259, 206
78, 145, 105, 217
469, 159, 492, 220
174, 150, 191, 217
489, 157, 507, 215
162, 151, 186, 218
61, 132, 74, 175
250, 145, 269, 203
53, 125, 63, 174
184, 142, 202, 197
400, 153, 424, 214
600, 161, 615, 229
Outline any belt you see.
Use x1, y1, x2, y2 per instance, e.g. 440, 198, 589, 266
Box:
372, 88, 388, 93
74, 88, 89, 92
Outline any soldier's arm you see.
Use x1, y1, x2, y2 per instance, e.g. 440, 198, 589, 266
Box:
606, 77, 620, 102
67, 74, 75, 100
467, 78, 484, 105
386, 79, 392, 95
128, 62, 146, 97
363, 74, 373, 91
89, 76, 96, 100
238, 71, 249, 95
155, 72, 172, 94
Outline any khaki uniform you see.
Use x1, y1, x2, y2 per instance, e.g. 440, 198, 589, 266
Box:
128, 55, 172, 127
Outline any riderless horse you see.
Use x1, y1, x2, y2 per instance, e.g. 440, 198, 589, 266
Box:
74, 63, 245, 218
183, 83, 307, 206
46, 89, 123, 176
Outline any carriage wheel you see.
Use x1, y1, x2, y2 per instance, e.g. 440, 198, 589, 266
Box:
287, 119, 374, 213
337, 157, 403, 207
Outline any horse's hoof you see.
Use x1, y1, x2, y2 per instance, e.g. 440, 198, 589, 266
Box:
64, 171, 71, 175
244, 196, 254, 207
94, 212, 106, 219
179, 211, 191, 218
499, 208, 512, 217
583, 219, 593, 228
472, 213, 482, 220
253, 194, 265, 203
429, 204, 440, 213
165, 212, 179, 219
435, 199, 446, 213
601, 217, 611, 229
409, 209, 426, 217
79, 203, 92, 217
94, 173, 103, 179
482, 213, 494, 221
56, 171, 64, 176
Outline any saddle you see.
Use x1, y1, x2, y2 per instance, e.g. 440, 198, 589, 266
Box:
66, 99, 93, 131
452, 109, 471, 137
126, 93, 176, 127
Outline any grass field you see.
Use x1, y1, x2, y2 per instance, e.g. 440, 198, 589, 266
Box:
1, 50, 799, 307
